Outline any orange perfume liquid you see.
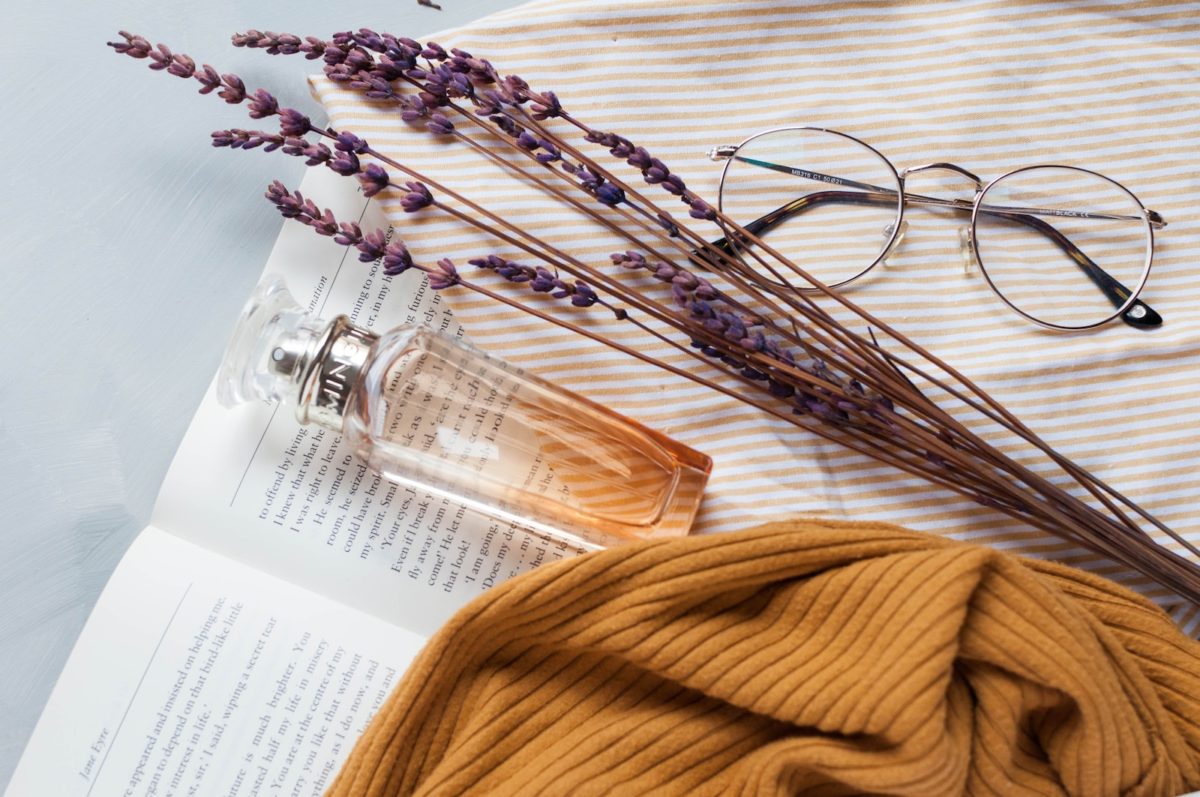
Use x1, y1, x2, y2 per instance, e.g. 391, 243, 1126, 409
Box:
219, 279, 711, 549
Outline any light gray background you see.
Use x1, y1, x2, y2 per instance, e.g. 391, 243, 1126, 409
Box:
0, 1, 524, 788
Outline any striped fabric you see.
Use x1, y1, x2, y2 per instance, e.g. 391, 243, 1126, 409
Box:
327, 520, 1200, 795
313, 0, 1200, 629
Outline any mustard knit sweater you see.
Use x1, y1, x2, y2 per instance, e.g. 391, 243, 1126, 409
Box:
327, 521, 1200, 796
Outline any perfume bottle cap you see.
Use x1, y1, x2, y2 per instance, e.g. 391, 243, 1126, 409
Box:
218, 278, 321, 408
217, 278, 377, 430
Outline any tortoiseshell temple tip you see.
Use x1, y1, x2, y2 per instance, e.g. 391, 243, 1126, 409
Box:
1122, 300, 1162, 329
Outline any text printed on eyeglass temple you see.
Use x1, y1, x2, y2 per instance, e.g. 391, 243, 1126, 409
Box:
790, 168, 843, 186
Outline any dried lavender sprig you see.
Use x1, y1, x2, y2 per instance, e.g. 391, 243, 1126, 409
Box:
266, 193, 1029, 519
354, 40, 1200, 574
221, 34, 1139, 517
124, 31, 1200, 597
477, 70, 1184, 549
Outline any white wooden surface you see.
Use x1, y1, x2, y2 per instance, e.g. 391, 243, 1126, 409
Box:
0, 0, 525, 788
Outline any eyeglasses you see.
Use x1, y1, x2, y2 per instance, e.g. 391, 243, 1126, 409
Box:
705, 127, 1165, 330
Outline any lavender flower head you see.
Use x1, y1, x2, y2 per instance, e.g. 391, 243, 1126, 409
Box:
400, 181, 434, 212
427, 259, 460, 290
358, 164, 391, 198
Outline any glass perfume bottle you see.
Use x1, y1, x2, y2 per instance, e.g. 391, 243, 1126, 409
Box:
218, 279, 711, 549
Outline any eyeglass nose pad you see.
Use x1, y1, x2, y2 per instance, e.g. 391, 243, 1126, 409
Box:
880, 219, 909, 269
959, 226, 978, 273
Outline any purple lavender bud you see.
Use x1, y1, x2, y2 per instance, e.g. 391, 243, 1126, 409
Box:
663, 174, 687, 196
148, 43, 172, 71
690, 300, 716, 320
218, 73, 246, 104
491, 115, 520, 136
694, 279, 719, 301
689, 197, 717, 221
578, 167, 603, 191
363, 76, 394, 100
335, 131, 369, 153
167, 53, 195, 78
671, 270, 698, 289
529, 91, 562, 120
382, 242, 414, 276
530, 268, 557, 293
353, 29, 385, 52
302, 142, 332, 166
406, 67, 429, 81
376, 54, 411, 79
194, 64, 221, 94
323, 46, 349, 66
534, 140, 561, 164
300, 36, 326, 60
278, 108, 311, 136
627, 147, 652, 170
427, 113, 455, 135
596, 184, 626, 206
422, 42, 448, 60
334, 222, 364, 247
344, 49, 374, 73
399, 96, 428, 123
211, 130, 235, 147
611, 250, 645, 269
400, 181, 434, 212
568, 281, 598, 308
449, 73, 474, 98
610, 138, 634, 158
329, 151, 360, 176
740, 331, 767, 352
107, 31, 152, 58
644, 165, 668, 185
399, 37, 423, 51
501, 74, 529, 104
427, 259, 459, 290
356, 229, 388, 262
311, 209, 338, 236
357, 164, 391, 198
247, 89, 279, 119
767, 379, 795, 399
475, 91, 504, 116
326, 64, 356, 82
273, 33, 302, 55
516, 131, 538, 151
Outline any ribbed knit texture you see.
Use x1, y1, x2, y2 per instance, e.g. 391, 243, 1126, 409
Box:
326, 520, 1200, 796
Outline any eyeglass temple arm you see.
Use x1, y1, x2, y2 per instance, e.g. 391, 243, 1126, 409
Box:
702, 158, 1161, 328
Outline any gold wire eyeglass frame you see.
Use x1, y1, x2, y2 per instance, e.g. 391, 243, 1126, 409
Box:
707, 127, 1166, 331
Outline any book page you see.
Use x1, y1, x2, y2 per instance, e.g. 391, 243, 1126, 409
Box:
153, 166, 588, 638
5, 527, 422, 797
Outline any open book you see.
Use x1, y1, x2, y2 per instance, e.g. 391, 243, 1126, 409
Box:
6, 167, 586, 796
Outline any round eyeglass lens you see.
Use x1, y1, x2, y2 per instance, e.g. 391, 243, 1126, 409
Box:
717, 128, 902, 288
972, 166, 1152, 329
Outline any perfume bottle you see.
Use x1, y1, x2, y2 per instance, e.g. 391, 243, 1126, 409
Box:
218, 279, 711, 548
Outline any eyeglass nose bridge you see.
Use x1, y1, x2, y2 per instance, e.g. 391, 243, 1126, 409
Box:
899, 162, 984, 189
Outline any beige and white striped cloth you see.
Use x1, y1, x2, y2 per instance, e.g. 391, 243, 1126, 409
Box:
314, 0, 1200, 630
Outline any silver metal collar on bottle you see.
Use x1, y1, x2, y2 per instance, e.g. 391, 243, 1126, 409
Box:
270, 316, 379, 431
